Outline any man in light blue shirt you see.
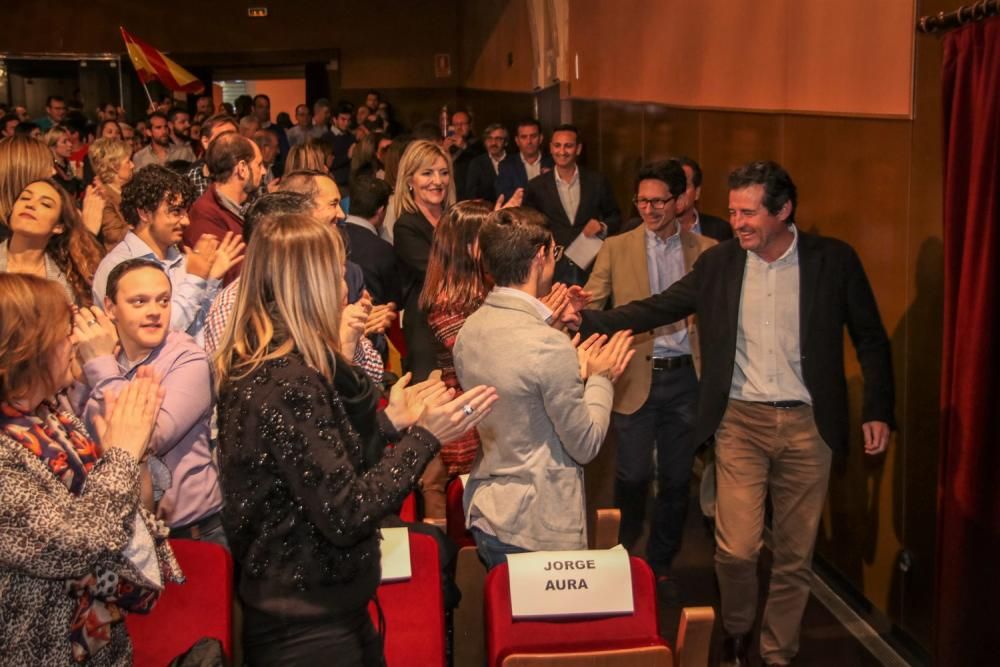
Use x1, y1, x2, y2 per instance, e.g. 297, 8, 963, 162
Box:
584, 160, 716, 597
93, 165, 244, 346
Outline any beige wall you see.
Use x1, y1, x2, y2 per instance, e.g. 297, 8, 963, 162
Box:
568, 0, 916, 117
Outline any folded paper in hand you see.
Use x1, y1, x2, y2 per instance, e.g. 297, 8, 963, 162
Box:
564, 234, 604, 270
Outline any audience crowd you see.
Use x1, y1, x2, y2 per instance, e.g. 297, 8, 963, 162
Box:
0, 89, 893, 667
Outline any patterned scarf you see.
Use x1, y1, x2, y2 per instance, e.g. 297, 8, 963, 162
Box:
0, 401, 162, 663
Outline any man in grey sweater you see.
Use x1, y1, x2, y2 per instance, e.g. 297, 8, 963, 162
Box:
455, 207, 633, 569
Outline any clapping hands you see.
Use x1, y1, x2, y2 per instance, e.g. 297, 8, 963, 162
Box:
184, 232, 246, 281
571, 330, 635, 382
542, 282, 591, 332
72, 306, 118, 364
91, 366, 164, 461
384, 370, 451, 431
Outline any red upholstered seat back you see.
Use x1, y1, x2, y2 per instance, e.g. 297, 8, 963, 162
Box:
398, 491, 418, 522
484, 556, 666, 667
126, 538, 234, 664
446, 476, 475, 548
368, 530, 446, 667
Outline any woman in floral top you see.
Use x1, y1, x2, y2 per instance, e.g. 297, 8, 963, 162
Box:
0, 273, 180, 665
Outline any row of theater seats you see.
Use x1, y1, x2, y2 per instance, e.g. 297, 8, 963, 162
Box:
125, 477, 715, 666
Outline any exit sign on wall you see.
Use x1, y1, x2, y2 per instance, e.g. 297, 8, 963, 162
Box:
247, 7, 268, 18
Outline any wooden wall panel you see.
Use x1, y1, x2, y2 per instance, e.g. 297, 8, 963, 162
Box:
2, 1, 461, 89
783, 115, 912, 620
642, 106, 701, 166
594, 102, 644, 217
458, 88, 536, 138
460, 0, 534, 92
696, 112, 784, 216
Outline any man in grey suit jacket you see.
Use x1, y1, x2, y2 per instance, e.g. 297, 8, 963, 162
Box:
454, 207, 634, 569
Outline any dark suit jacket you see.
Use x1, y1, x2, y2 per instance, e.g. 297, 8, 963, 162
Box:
580, 232, 895, 454
451, 139, 485, 202
393, 211, 438, 381
463, 152, 500, 202
523, 167, 622, 249
495, 153, 554, 201
345, 221, 402, 306
697, 212, 734, 242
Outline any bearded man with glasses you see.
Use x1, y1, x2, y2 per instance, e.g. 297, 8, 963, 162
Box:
582, 159, 716, 601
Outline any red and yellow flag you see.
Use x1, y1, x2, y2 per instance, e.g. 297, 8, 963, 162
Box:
120, 27, 204, 94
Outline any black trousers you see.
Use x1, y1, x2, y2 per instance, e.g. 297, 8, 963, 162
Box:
612, 364, 699, 573
243, 604, 384, 667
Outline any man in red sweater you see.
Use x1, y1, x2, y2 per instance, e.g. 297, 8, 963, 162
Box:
184, 132, 263, 285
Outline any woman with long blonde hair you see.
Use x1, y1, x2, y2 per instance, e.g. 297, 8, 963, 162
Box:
213, 212, 495, 666
88, 137, 134, 250
390, 139, 456, 381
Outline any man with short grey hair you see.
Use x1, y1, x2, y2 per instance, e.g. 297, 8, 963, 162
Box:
463, 123, 509, 202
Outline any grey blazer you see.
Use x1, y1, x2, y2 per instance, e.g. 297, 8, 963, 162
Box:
454, 290, 614, 551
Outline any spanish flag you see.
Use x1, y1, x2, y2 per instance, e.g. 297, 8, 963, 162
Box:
120, 27, 204, 94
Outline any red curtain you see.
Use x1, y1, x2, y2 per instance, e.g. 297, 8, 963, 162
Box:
936, 16, 1000, 665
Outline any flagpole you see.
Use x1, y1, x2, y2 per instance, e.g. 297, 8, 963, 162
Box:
121, 26, 155, 112
139, 80, 155, 112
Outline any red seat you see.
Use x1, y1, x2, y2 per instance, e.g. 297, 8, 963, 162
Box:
484, 556, 669, 667
369, 530, 446, 666
446, 475, 475, 548
398, 491, 418, 523
126, 538, 234, 665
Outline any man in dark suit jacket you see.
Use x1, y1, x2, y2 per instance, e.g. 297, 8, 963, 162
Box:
524, 124, 621, 286
577, 161, 894, 667
495, 118, 554, 201
463, 123, 509, 202
344, 174, 402, 308
447, 110, 486, 202
674, 156, 734, 243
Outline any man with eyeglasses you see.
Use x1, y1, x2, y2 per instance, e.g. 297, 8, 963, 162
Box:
454, 207, 634, 569
583, 159, 716, 601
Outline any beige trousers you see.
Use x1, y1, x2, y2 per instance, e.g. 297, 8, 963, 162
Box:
714, 400, 832, 665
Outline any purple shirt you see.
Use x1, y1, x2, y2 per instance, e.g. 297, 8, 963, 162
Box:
79, 331, 221, 528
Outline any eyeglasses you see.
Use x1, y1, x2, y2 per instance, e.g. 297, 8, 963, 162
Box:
633, 196, 675, 211
552, 244, 564, 261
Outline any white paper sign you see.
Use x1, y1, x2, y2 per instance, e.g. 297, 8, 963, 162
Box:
564, 233, 604, 270
506, 546, 634, 619
380, 527, 412, 582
